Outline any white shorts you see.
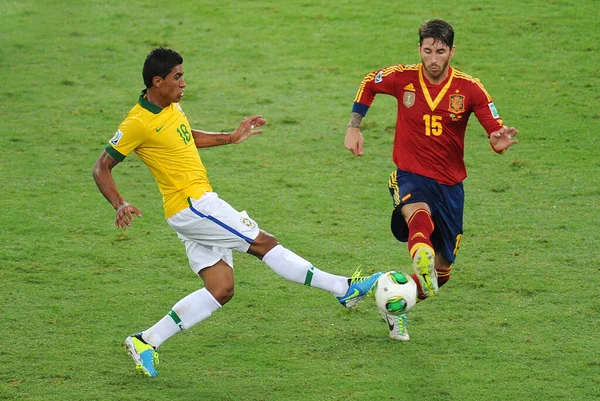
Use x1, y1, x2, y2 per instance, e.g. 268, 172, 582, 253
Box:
167, 192, 260, 274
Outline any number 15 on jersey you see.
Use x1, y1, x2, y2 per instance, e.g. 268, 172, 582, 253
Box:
423, 114, 442, 136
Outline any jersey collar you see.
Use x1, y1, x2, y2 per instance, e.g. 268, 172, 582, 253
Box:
418, 65, 455, 112
138, 89, 163, 114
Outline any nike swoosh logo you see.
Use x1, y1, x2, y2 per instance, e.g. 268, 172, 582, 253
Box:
346, 289, 360, 299
156, 125, 165, 132
385, 315, 395, 331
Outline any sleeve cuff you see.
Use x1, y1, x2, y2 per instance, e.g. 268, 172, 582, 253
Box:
105, 144, 126, 162
352, 102, 370, 117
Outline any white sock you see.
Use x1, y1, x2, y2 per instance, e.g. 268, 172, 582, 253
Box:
262, 245, 349, 297
142, 288, 222, 348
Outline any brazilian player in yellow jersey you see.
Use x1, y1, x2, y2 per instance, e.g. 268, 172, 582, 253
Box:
92, 48, 384, 377
106, 91, 213, 218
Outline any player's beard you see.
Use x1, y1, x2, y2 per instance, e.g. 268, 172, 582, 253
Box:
423, 59, 450, 81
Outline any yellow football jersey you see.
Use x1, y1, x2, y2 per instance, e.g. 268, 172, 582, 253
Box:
106, 90, 212, 218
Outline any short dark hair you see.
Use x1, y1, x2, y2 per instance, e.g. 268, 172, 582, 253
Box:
142, 48, 183, 88
418, 19, 454, 48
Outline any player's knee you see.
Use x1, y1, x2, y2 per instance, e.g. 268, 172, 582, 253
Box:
248, 230, 280, 259
258, 230, 279, 248
211, 285, 235, 305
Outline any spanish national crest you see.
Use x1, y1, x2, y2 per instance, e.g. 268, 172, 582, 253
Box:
448, 94, 465, 114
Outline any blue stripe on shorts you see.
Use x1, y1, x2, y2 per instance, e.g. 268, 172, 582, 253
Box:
188, 204, 255, 244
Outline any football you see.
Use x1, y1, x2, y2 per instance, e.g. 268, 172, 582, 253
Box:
375, 271, 418, 316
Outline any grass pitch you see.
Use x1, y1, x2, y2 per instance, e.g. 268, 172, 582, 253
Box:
1, 1, 598, 400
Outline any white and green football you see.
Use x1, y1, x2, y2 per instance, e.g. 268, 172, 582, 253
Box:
375, 271, 417, 316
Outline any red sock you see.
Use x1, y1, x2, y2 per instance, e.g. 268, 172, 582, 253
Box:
411, 273, 427, 300
407, 209, 435, 300
407, 209, 434, 258
437, 267, 452, 288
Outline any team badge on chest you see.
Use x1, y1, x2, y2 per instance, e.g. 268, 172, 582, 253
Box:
403, 92, 415, 108
448, 94, 465, 114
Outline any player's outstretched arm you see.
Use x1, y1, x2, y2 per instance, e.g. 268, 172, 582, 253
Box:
345, 112, 364, 156
230, 115, 266, 144
92, 151, 142, 229
192, 115, 266, 148
489, 126, 519, 154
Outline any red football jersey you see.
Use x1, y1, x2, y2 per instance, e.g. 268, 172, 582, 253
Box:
353, 64, 504, 185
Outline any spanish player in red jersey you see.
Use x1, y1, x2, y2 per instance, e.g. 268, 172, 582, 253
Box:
93, 48, 383, 376
345, 19, 519, 341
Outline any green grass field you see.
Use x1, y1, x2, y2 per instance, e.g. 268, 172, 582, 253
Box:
1, 0, 599, 400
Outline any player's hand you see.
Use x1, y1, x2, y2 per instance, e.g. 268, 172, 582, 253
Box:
345, 127, 364, 156
115, 202, 142, 230
490, 126, 519, 153
231, 115, 266, 144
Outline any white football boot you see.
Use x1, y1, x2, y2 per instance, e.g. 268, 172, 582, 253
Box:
381, 311, 410, 341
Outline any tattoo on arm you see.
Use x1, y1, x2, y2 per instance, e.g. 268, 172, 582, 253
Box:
214, 134, 230, 144
191, 129, 233, 147
348, 112, 363, 129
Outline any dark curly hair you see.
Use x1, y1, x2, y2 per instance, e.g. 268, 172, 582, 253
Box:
142, 48, 183, 88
